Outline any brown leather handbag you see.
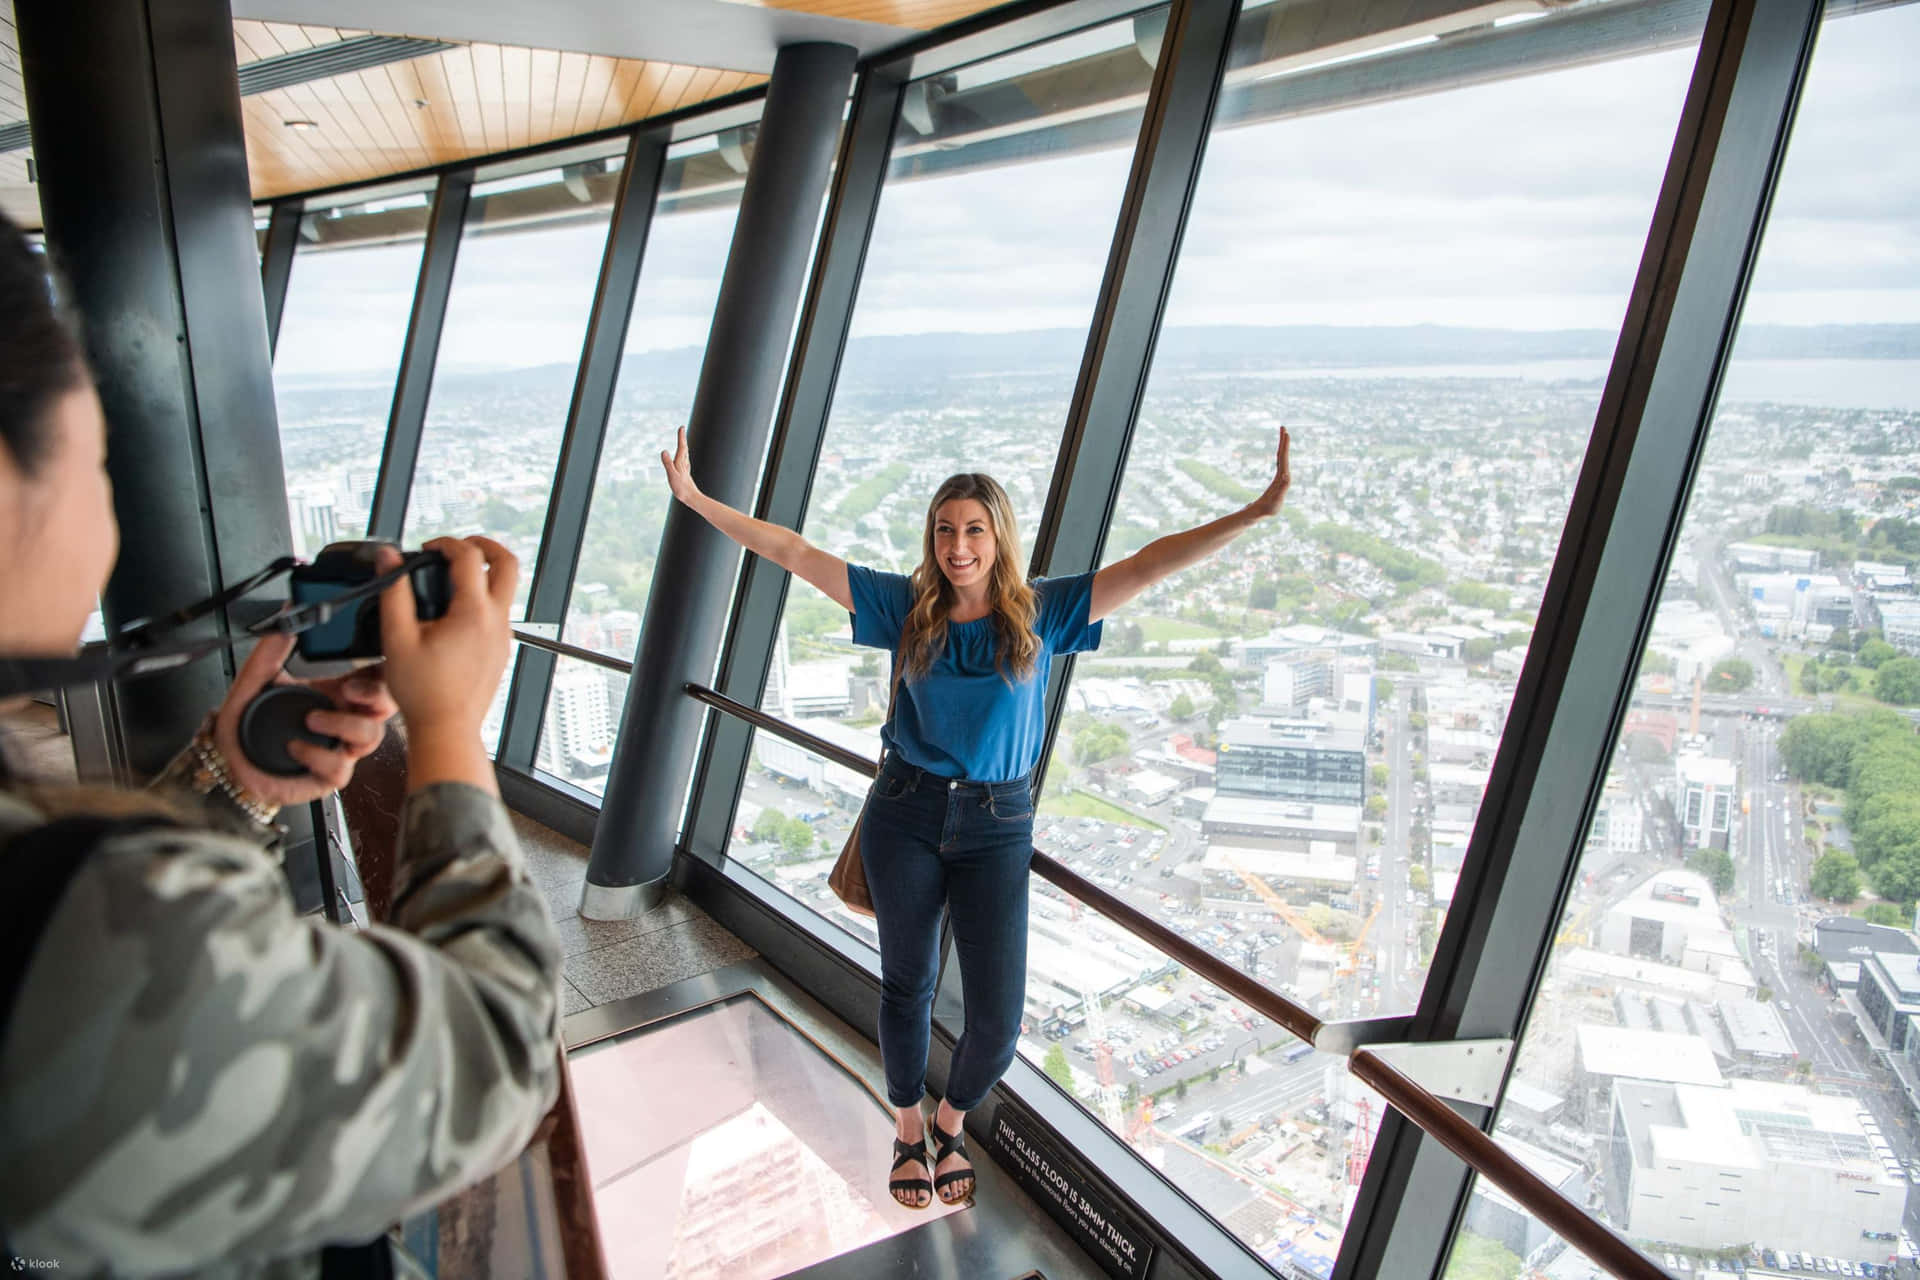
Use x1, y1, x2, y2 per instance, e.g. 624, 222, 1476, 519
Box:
828, 811, 876, 917
829, 642, 904, 919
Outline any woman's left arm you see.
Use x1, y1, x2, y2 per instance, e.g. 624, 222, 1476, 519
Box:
1088, 427, 1290, 624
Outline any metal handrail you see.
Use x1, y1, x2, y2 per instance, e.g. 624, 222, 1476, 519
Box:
511, 626, 634, 675
681, 680, 1670, 1280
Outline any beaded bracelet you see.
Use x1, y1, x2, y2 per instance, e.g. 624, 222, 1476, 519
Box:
187, 730, 281, 827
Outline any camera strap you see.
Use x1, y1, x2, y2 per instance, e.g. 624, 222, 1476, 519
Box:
0, 553, 435, 701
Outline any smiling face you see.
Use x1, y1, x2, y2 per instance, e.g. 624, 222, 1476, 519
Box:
931, 497, 997, 593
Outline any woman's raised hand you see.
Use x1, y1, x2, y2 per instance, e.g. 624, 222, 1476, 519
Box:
661, 426, 704, 507
1250, 425, 1292, 519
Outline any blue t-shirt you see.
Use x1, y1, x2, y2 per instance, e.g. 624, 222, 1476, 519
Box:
847, 565, 1103, 783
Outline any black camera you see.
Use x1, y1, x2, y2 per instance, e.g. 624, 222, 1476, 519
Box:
290, 540, 451, 663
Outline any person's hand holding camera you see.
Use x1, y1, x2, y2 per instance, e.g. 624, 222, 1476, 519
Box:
377, 536, 518, 796
212, 632, 400, 811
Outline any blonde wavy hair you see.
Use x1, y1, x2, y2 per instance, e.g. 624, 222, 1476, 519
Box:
899, 474, 1041, 686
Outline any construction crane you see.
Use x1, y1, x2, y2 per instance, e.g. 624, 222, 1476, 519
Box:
1127, 1094, 1156, 1144
1346, 1097, 1372, 1187
1227, 855, 1379, 988
1083, 993, 1124, 1130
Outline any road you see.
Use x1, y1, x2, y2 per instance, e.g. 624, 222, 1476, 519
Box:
1378, 695, 1415, 1009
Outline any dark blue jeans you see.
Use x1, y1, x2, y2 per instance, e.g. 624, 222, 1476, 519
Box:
859, 753, 1034, 1112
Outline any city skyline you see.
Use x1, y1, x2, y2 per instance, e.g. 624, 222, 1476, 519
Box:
268, 4, 1920, 378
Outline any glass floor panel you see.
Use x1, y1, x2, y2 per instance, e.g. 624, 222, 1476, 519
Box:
568, 992, 963, 1279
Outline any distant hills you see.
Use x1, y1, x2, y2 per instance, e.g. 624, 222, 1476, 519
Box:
277, 322, 1920, 393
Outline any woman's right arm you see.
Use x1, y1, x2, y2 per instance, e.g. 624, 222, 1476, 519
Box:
663, 427, 852, 611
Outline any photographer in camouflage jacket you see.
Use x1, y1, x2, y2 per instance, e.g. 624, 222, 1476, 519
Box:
0, 208, 564, 1275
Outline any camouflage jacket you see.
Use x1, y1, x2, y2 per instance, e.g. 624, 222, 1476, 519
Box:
0, 773, 565, 1278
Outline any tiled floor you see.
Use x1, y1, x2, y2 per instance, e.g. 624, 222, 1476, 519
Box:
509, 810, 759, 1015
0, 698, 78, 782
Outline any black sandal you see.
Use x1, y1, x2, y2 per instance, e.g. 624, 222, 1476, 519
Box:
889, 1133, 934, 1210
929, 1114, 975, 1205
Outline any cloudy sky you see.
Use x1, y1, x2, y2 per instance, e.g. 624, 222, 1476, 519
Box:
271, 0, 1920, 378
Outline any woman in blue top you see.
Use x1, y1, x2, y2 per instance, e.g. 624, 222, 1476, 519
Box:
662, 425, 1292, 1208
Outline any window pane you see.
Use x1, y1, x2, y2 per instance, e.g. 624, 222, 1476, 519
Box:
1038, 1, 1705, 1268
529, 129, 754, 793
527, 653, 628, 797
1050, 3, 1702, 1017
739, 8, 1168, 928
557, 132, 751, 661
270, 185, 433, 553
402, 149, 625, 618
1018, 878, 1390, 1278
1454, 6, 1920, 1277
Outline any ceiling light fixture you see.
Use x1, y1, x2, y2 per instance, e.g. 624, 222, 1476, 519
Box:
283, 118, 318, 131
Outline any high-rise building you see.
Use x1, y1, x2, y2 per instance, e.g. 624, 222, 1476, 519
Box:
540, 664, 614, 780
1216, 713, 1365, 806
1675, 750, 1737, 852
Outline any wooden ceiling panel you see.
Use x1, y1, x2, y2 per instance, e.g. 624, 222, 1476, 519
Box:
716, 0, 1014, 28
0, 14, 771, 225
0, 8, 25, 127
0, 150, 35, 230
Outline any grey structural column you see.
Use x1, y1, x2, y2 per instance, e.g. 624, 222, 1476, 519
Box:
683, 63, 907, 863
584, 42, 856, 918
366, 169, 472, 541
496, 129, 668, 773
1336, 0, 1822, 1276
261, 199, 303, 358
19, 0, 295, 775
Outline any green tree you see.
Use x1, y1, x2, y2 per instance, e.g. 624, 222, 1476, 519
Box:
1870, 842, 1920, 906
1189, 650, 1223, 676
1874, 656, 1920, 705
1175, 1079, 1188, 1101
1687, 847, 1736, 896
1364, 795, 1387, 820
1409, 865, 1431, 892
1639, 650, 1677, 678
1859, 639, 1899, 668
1075, 724, 1130, 765
1169, 693, 1195, 720
1444, 1232, 1525, 1280
1708, 657, 1755, 694
1862, 902, 1908, 927
1801, 659, 1828, 696
1043, 1043, 1076, 1095
1448, 581, 1509, 612
1369, 764, 1391, 788
780, 820, 816, 859
1249, 578, 1279, 611
1375, 676, 1396, 703
1809, 851, 1862, 902
751, 811, 787, 845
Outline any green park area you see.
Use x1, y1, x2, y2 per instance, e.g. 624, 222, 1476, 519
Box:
1039, 788, 1166, 832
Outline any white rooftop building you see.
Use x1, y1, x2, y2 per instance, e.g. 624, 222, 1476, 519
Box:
1598, 870, 1736, 972
1610, 1079, 1903, 1262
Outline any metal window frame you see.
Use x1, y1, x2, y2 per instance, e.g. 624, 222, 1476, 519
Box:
495, 129, 669, 774
285, 0, 1839, 1271
1336, 0, 1824, 1275
365, 168, 472, 540
259, 199, 303, 358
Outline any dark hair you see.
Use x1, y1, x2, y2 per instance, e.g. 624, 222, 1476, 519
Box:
0, 209, 89, 477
